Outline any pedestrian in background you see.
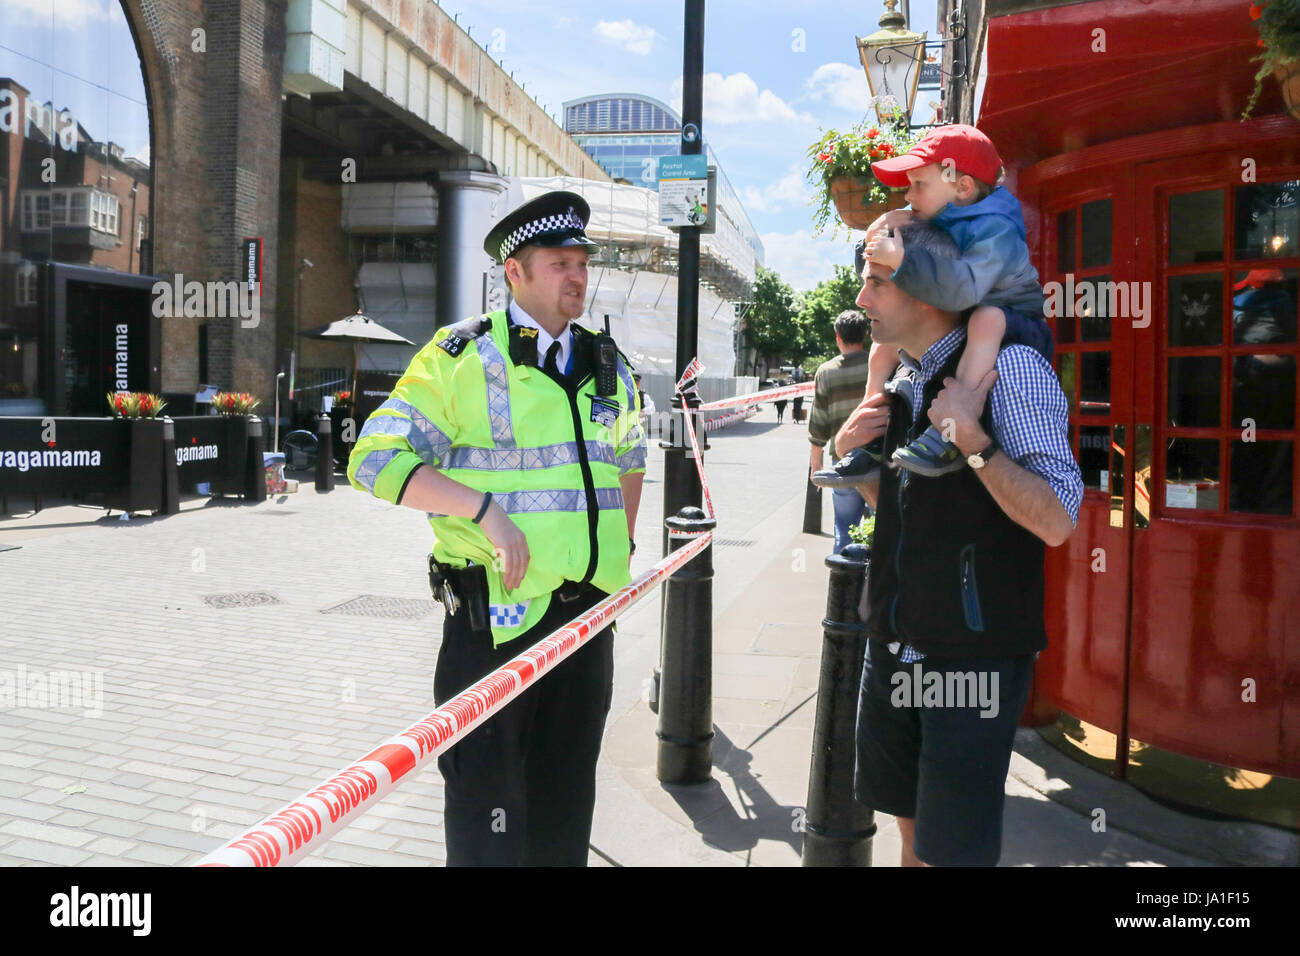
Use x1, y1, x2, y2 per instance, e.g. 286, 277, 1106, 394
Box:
774, 384, 788, 424
808, 310, 872, 553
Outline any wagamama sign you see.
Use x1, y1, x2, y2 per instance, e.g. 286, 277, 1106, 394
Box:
114, 323, 130, 391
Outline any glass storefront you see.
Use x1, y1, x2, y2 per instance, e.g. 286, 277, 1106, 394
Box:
1, 0, 152, 414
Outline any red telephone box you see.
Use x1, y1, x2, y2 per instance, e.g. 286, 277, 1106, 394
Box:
980, 0, 1300, 829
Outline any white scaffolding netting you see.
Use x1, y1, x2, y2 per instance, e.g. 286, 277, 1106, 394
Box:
507, 175, 744, 379
509, 176, 756, 286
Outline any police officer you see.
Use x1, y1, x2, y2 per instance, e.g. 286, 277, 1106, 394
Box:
347, 191, 647, 866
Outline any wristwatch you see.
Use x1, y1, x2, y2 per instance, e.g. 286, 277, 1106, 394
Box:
967, 437, 1000, 470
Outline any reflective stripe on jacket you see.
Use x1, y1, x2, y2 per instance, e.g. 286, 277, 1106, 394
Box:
347, 309, 647, 645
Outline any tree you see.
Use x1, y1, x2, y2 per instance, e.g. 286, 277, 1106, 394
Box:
744, 266, 803, 360
795, 264, 867, 373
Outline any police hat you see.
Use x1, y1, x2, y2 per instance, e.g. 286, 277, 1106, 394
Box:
483, 190, 601, 264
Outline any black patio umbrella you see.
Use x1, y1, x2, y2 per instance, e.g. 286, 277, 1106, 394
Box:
300, 310, 415, 401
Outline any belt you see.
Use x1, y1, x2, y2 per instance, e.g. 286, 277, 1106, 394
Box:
554, 580, 595, 604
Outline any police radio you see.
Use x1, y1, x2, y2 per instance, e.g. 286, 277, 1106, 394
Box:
594, 333, 619, 396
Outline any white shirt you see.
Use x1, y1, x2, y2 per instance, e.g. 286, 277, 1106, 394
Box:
508, 300, 572, 372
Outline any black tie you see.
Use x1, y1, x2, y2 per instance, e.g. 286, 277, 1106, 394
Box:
544, 340, 562, 377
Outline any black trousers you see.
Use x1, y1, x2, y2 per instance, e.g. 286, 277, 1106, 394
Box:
432, 585, 615, 866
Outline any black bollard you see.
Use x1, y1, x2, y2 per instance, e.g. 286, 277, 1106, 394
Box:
656, 506, 716, 784
802, 543, 875, 866
315, 413, 335, 492
245, 416, 267, 502
160, 416, 180, 515
803, 477, 822, 534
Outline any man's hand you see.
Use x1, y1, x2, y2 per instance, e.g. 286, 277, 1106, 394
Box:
928, 369, 998, 454
866, 230, 904, 270
835, 392, 891, 457
480, 502, 530, 591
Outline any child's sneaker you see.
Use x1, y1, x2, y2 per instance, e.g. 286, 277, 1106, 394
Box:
812, 439, 884, 488
891, 426, 966, 476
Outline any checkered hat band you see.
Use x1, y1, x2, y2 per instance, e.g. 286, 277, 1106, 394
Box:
500, 210, 585, 261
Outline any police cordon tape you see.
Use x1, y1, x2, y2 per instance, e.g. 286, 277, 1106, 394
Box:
697, 379, 814, 412
197, 364, 797, 866
703, 405, 758, 431
197, 528, 712, 867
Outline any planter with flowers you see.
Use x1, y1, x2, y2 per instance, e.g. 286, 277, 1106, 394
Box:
807, 112, 920, 234
209, 392, 265, 499
1244, 0, 1300, 120
329, 390, 355, 465
104, 391, 169, 514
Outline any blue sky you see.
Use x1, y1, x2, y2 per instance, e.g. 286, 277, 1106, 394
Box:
441, 0, 942, 292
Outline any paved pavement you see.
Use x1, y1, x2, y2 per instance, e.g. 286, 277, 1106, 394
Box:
1, 407, 1294, 867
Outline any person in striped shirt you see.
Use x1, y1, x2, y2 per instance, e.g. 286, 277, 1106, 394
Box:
807, 310, 872, 553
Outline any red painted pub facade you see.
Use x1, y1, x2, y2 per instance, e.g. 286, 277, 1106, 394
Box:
966, 0, 1298, 827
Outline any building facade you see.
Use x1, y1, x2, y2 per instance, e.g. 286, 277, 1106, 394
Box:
564, 93, 765, 271
0, 0, 610, 424
935, 0, 1300, 828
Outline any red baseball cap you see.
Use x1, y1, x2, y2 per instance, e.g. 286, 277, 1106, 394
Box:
871, 124, 1003, 188
1233, 268, 1285, 291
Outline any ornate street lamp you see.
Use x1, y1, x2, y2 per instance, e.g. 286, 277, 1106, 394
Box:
857, 0, 927, 125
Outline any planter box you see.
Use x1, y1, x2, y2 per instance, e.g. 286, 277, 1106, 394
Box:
104, 417, 166, 513
830, 178, 908, 229
330, 405, 355, 466
210, 416, 251, 496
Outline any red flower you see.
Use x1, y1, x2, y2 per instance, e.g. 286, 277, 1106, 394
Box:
1249, 3, 1264, 20
866, 127, 879, 139
817, 152, 832, 163
882, 144, 895, 157
869, 147, 882, 160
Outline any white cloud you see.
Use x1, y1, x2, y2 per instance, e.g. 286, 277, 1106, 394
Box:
671, 72, 815, 127
741, 166, 811, 213
804, 62, 871, 112
593, 19, 656, 56
761, 229, 863, 293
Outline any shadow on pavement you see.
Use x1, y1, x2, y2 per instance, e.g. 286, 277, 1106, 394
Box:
661, 725, 804, 861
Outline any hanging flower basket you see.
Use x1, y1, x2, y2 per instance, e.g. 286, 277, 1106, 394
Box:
1274, 60, 1300, 120
1243, 0, 1300, 119
829, 179, 910, 230
806, 109, 920, 237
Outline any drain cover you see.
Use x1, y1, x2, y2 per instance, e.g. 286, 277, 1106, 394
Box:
713, 538, 757, 548
203, 591, 284, 609
320, 595, 440, 619
259, 510, 298, 516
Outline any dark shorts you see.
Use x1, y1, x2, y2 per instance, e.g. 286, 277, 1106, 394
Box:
999, 305, 1055, 363
853, 638, 1034, 866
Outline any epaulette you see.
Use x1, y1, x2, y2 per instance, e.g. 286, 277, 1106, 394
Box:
436, 314, 493, 358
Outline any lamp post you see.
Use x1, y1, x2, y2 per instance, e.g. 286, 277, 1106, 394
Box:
857, 0, 927, 125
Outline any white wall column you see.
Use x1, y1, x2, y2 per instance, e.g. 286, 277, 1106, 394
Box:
436, 170, 508, 328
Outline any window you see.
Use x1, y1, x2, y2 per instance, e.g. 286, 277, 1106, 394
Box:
69, 190, 88, 226
90, 191, 119, 235
15, 262, 37, 307
137, 215, 148, 248
51, 191, 67, 225
1158, 181, 1299, 515
1052, 197, 1115, 492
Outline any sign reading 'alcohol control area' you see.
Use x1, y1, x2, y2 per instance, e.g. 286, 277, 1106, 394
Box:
658, 155, 709, 227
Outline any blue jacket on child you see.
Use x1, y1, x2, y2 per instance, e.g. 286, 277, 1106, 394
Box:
891, 185, 1045, 318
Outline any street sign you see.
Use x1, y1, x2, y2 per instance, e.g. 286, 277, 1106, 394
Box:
658, 155, 710, 227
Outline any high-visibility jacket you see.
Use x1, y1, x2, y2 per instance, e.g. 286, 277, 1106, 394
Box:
347, 309, 647, 646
